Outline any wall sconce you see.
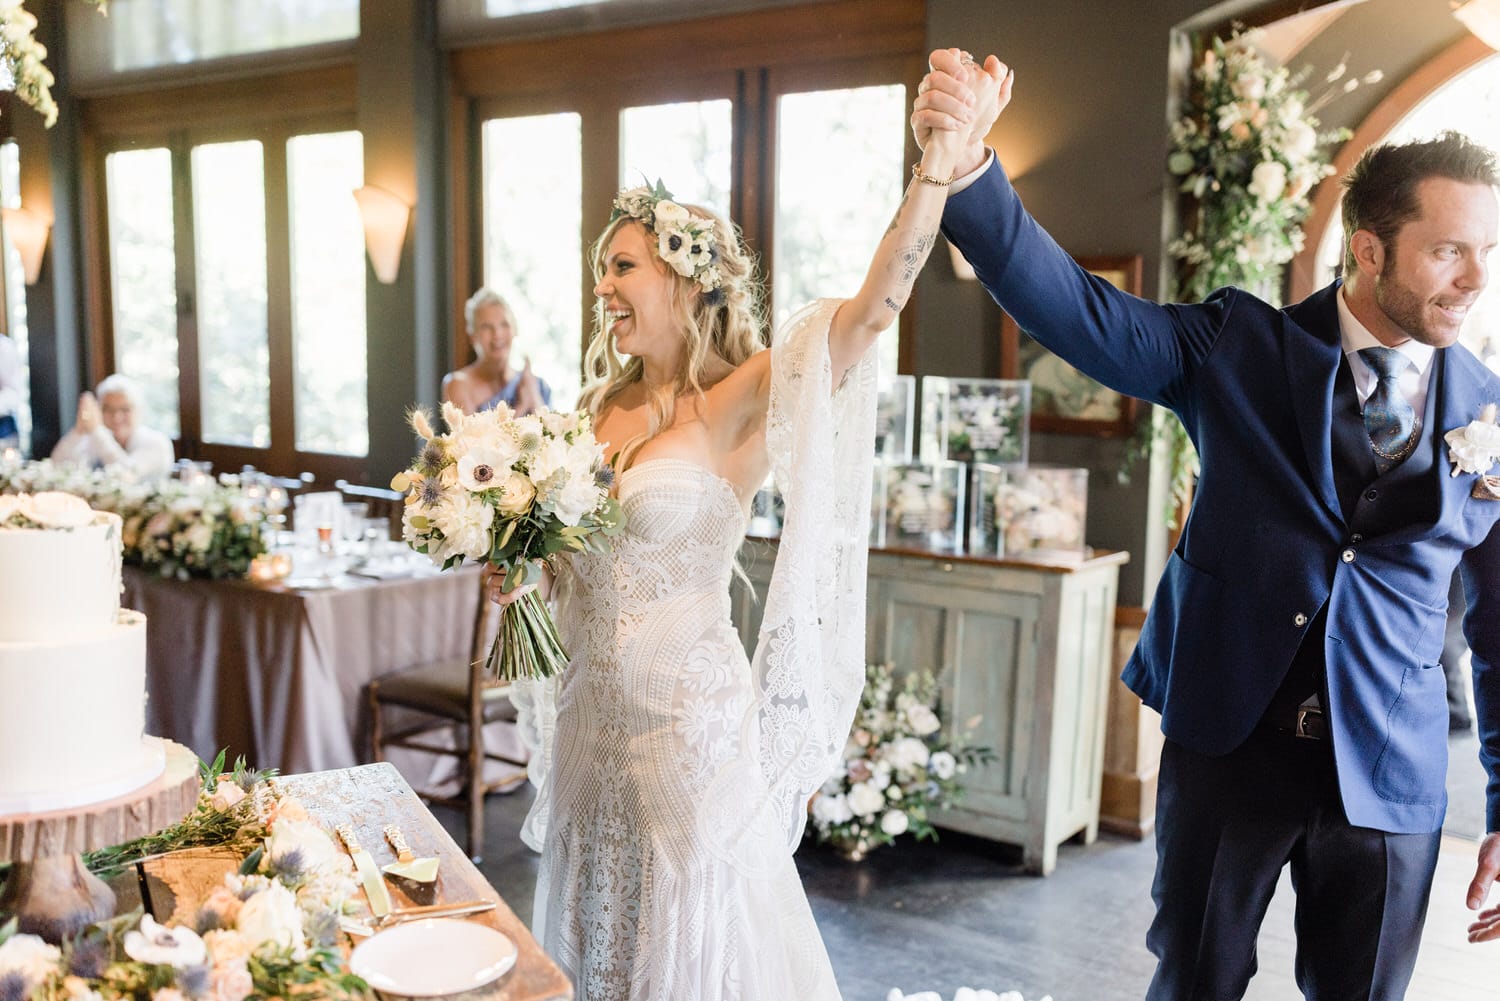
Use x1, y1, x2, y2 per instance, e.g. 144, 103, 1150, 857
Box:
1, 207, 51, 285
352, 184, 411, 285
1454, 0, 1500, 49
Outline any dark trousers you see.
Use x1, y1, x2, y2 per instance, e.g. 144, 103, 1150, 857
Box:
1145, 733, 1441, 1001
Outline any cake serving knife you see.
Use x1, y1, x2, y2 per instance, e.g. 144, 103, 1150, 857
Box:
336, 824, 392, 918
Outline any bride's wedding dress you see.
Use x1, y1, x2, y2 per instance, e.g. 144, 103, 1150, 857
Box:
512, 300, 878, 1001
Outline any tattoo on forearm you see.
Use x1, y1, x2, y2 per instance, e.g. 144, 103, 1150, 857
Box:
884, 296, 903, 312
884, 192, 911, 236
896, 230, 938, 283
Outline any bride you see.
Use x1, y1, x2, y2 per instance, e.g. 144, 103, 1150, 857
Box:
491, 91, 974, 1000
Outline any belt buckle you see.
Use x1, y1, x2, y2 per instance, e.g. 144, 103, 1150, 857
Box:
1294, 705, 1323, 740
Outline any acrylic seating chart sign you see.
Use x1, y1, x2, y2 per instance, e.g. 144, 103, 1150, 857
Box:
871, 459, 966, 553
968, 463, 1089, 563
920, 376, 1031, 467
875, 374, 916, 462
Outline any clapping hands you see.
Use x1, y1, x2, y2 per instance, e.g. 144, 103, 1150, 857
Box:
516, 357, 545, 417
75, 391, 101, 434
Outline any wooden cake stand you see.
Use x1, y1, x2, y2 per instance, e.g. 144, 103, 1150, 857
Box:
0, 740, 200, 942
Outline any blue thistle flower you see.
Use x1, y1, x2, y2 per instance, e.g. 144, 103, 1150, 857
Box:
518, 431, 542, 452
702, 287, 726, 307
194, 906, 226, 935
305, 908, 340, 949
418, 476, 445, 507
265, 846, 307, 883
178, 963, 212, 999
418, 441, 448, 477
594, 466, 616, 488
0, 973, 27, 1001
67, 933, 110, 978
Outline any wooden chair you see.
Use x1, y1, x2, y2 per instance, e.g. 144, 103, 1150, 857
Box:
367, 576, 528, 861
335, 479, 405, 540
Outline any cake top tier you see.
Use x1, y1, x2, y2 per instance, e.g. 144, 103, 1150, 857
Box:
0, 492, 124, 642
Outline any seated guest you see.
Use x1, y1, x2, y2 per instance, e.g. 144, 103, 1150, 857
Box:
51, 374, 175, 478
441, 287, 551, 415
0, 333, 22, 450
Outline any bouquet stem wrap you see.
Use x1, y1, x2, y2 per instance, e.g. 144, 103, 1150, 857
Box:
491, 584, 568, 681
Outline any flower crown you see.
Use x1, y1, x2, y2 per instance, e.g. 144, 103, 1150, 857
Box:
610, 180, 726, 301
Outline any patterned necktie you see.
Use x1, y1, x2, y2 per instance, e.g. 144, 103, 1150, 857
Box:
1359, 346, 1419, 474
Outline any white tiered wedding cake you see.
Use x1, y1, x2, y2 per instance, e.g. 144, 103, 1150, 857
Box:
0, 492, 164, 814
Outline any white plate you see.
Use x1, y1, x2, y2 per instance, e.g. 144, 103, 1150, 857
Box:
350, 918, 517, 997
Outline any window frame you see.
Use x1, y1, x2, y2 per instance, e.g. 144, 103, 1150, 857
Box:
447, 0, 925, 386
82, 66, 367, 481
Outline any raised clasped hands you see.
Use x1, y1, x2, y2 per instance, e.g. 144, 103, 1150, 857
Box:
912, 48, 1014, 179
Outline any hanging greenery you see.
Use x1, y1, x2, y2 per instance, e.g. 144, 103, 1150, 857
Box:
1125, 26, 1375, 526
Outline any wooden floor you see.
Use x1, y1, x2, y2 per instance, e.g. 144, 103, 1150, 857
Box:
434, 732, 1498, 1001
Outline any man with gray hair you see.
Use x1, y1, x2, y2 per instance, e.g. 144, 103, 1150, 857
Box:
51, 374, 175, 478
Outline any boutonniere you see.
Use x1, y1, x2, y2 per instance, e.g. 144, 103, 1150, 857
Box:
1445, 403, 1500, 499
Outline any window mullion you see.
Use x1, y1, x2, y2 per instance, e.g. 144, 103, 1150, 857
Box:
263, 128, 295, 472
172, 137, 202, 458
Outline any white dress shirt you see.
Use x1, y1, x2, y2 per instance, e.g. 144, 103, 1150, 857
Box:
1335, 288, 1435, 417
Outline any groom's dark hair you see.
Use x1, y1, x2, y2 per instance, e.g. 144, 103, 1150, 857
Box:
1340, 130, 1499, 275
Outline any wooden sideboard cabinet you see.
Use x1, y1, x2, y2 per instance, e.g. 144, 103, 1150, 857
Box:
732, 540, 1127, 875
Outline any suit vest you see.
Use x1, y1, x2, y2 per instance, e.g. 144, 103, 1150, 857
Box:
1266, 354, 1444, 713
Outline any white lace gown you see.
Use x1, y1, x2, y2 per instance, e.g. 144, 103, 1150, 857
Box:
514, 300, 877, 1001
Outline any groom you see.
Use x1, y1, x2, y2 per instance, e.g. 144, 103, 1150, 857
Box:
913, 49, 1500, 998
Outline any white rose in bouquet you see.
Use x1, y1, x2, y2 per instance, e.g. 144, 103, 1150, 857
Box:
880, 810, 910, 836
905, 703, 941, 737
0, 933, 61, 992
929, 750, 958, 780
812, 792, 854, 827
847, 781, 885, 818
495, 470, 537, 516
236, 881, 305, 955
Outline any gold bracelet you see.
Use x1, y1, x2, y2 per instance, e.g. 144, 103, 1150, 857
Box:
911, 162, 954, 187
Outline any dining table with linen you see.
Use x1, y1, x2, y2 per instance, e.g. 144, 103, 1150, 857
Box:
123, 550, 486, 778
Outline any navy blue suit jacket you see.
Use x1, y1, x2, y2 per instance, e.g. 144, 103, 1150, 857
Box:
943, 158, 1500, 834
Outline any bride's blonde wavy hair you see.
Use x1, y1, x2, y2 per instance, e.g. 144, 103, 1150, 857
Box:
578, 206, 765, 469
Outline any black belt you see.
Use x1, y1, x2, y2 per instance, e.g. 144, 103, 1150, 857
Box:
1260, 703, 1329, 742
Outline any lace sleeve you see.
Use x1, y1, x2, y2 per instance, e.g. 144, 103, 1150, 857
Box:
701, 297, 880, 874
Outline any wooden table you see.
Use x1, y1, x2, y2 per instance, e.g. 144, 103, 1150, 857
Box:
123, 565, 482, 775
140, 763, 572, 1001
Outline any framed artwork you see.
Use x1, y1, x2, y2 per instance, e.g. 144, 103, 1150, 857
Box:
999, 253, 1143, 437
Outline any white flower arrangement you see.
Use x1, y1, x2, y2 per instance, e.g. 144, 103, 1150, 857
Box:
1166, 26, 1372, 303
0, 463, 268, 580
0, 0, 108, 128
0, 756, 366, 1001
394, 402, 623, 680
809, 663, 993, 860
888, 990, 1053, 1001
610, 179, 725, 297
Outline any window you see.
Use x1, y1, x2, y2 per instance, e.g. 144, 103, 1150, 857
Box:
1, 143, 30, 453
619, 100, 733, 217
481, 114, 583, 411
288, 131, 367, 455
105, 148, 180, 439
98, 115, 368, 478
193, 140, 270, 447
773, 84, 906, 378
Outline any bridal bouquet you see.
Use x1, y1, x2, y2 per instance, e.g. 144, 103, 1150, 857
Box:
394, 402, 623, 681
